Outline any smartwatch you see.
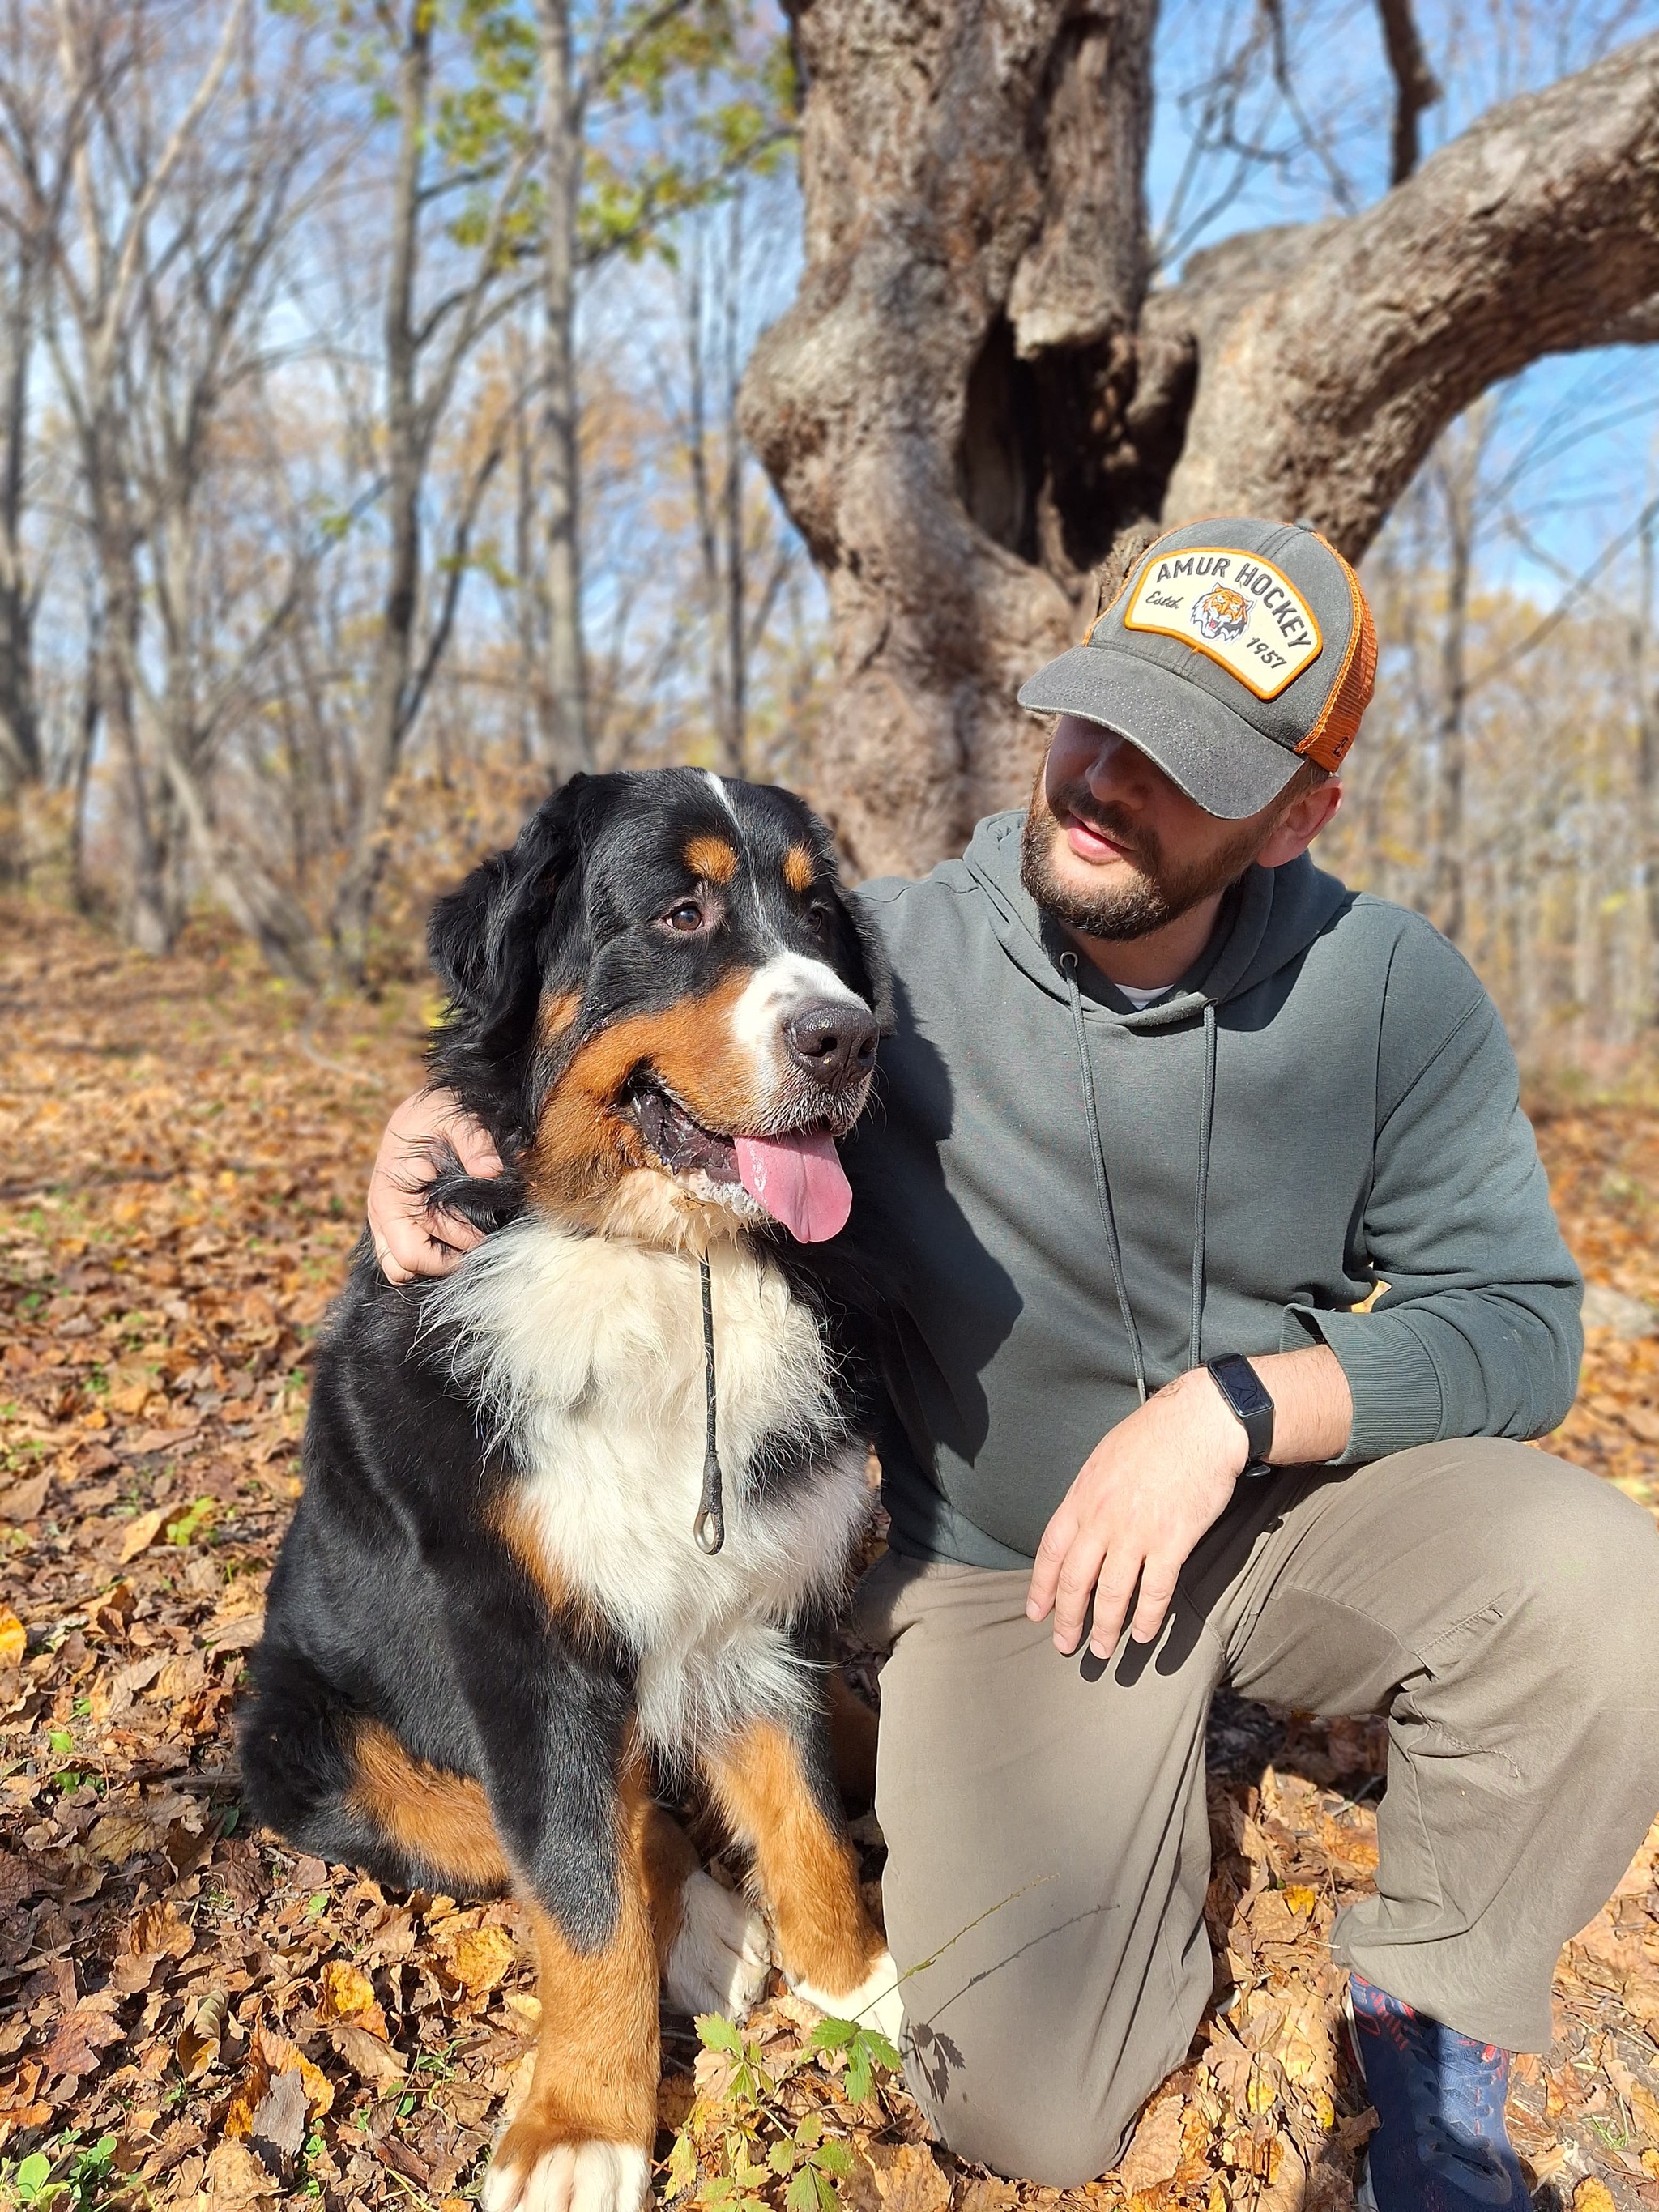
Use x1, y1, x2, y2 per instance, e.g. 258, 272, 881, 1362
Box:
1205, 1354, 1274, 1475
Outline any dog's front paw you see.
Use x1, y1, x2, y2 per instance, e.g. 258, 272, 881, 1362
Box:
664, 1869, 772, 2018
790, 1949, 905, 2047
481, 2132, 649, 2212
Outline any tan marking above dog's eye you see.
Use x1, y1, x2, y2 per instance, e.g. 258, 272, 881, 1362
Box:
782, 844, 816, 895
684, 833, 738, 885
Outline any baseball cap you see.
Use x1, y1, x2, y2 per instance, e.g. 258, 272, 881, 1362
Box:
1017, 517, 1377, 820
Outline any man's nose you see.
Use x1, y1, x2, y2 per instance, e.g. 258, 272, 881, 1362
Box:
783, 1002, 878, 1089
1083, 731, 1148, 803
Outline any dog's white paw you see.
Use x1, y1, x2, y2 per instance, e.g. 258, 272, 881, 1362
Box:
664, 1869, 772, 2018
790, 1949, 905, 2047
480, 2137, 649, 2212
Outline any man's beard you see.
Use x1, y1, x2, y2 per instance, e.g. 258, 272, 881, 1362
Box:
1019, 769, 1269, 942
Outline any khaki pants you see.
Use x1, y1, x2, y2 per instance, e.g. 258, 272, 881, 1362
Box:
853, 1442, 1659, 2187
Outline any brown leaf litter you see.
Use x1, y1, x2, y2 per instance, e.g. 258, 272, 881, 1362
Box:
2, 900, 1657, 2212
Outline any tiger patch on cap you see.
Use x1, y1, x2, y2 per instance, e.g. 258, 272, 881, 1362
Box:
1192, 584, 1249, 644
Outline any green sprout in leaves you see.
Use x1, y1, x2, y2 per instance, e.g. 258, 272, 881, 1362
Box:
666, 2010, 900, 2209
806, 2015, 902, 2109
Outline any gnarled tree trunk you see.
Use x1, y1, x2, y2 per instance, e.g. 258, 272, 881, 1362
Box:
743, 10, 1659, 880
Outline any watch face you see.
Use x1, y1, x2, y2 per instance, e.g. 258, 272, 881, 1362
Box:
1215, 1356, 1271, 1418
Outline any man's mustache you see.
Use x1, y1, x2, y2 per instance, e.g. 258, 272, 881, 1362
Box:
1046, 784, 1158, 872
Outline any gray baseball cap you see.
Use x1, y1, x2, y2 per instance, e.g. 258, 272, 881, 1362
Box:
1017, 516, 1378, 819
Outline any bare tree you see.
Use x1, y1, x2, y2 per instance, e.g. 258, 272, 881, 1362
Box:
743, 5, 1659, 878
535, 0, 587, 778
0, 0, 96, 837
45, 0, 251, 948
326, 2, 539, 983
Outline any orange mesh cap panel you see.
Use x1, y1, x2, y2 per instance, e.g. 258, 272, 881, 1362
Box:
1297, 540, 1377, 773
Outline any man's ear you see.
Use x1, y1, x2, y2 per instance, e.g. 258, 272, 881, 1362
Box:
428, 777, 586, 1032
1257, 776, 1343, 869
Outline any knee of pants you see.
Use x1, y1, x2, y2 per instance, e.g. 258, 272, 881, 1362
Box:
915, 2081, 1124, 2193
1475, 1447, 1659, 1684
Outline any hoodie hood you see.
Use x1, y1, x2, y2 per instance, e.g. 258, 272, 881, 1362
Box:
958, 808, 1353, 1027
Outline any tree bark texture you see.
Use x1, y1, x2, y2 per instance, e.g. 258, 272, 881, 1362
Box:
536, 0, 591, 784
744, 12, 1659, 879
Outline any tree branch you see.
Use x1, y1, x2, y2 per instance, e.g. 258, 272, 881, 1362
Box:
1160, 31, 1659, 561
1375, 0, 1439, 186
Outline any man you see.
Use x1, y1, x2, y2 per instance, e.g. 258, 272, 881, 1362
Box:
367, 520, 1659, 2206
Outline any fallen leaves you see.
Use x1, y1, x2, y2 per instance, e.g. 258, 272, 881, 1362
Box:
1120, 2095, 1185, 2196
2, 899, 1657, 2212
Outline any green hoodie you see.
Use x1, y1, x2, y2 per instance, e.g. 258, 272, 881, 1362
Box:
844, 811, 1584, 1571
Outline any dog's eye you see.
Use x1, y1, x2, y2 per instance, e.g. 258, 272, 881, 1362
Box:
660, 901, 706, 935
806, 901, 835, 937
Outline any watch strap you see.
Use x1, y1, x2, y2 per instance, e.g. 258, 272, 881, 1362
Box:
1205, 1354, 1274, 1471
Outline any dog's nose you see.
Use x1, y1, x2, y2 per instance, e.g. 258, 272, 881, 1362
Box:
783, 1001, 877, 1089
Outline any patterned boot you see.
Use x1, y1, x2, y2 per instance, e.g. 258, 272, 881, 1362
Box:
1349, 1973, 1529, 2212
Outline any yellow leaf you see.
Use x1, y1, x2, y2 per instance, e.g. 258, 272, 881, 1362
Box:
441, 1921, 518, 1997
1282, 1885, 1318, 1917
1247, 2067, 1278, 2115
0, 1607, 23, 1664
1630, 2078, 1659, 2147
1572, 2180, 1616, 2212
320, 1960, 377, 2022
118, 1505, 168, 1562
320, 1958, 389, 2040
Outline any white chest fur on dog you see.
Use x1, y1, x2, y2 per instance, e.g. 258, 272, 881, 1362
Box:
428, 1218, 870, 1754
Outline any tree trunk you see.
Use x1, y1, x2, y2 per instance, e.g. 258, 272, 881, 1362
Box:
1634, 511, 1659, 1025
536, 0, 590, 782
745, 12, 1659, 879
1428, 428, 1482, 947
331, 6, 432, 985
0, 241, 41, 816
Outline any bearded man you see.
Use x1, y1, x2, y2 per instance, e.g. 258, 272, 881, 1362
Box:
366, 520, 1659, 2208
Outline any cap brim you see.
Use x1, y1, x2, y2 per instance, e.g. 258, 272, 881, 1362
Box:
1017, 646, 1302, 820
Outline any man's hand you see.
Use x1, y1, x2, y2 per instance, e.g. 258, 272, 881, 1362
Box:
1026, 1370, 1247, 1659
367, 1089, 503, 1283
1026, 1345, 1354, 1659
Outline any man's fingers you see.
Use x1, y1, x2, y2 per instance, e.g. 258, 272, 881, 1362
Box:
1050, 1538, 1111, 1655
448, 1117, 504, 1177
373, 1239, 416, 1285
1128, 1563, 1180, 1647
1087, 1560, 1145, 1660
1026, 1514, 1078, 1621
427, 1207, 486, 1257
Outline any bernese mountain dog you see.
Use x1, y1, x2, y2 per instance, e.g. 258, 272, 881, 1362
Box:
238, 768, 900, 2212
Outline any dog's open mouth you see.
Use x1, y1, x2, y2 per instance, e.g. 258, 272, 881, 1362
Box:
623, 1080, 853, 1242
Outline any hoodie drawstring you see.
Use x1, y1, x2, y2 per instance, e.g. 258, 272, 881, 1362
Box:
1191, 1002, 1216, 1371
1063, 953, 1149, 1405
1063, 957, 1218, 1388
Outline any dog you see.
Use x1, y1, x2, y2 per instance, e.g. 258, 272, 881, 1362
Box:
239, 768, 901, 2212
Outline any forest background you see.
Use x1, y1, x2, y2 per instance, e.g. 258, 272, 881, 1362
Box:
2, 0, 1659, 1071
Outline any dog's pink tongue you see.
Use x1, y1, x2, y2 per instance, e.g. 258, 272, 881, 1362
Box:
734, 1128, 852, 1242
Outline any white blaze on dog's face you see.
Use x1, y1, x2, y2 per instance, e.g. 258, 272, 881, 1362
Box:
426, 769, 892, 1247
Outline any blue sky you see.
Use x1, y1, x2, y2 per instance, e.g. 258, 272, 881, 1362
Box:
1143, 0, 1659, 603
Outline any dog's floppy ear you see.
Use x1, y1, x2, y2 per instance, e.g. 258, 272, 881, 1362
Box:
429, 777, 585, 1032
